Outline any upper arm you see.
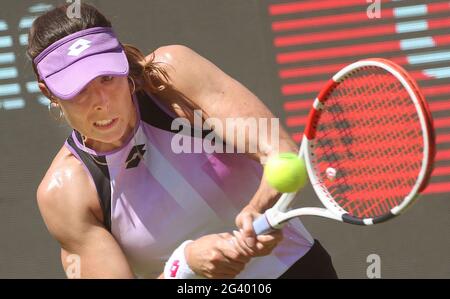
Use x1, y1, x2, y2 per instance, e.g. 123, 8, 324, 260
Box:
36, 164, 134, 278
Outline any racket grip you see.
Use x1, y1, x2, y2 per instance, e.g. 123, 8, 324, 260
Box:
253, 214, 274, 235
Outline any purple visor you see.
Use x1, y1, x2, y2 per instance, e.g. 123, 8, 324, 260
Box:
34, 27, 129, 100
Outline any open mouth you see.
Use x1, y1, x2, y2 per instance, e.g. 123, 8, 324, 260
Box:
93, 118, 118, 129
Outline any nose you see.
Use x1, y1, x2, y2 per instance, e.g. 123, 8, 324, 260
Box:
94, 94, 109, 111
90, 80, 110, 111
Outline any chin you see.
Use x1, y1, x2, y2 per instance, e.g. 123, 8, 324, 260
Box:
106, 125, 129, 143
90, 119, 131, 145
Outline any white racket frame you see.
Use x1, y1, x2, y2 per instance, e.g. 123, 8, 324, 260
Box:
264, 59, 432, 228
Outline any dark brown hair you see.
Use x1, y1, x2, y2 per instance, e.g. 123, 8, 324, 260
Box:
27, 2, 202, 120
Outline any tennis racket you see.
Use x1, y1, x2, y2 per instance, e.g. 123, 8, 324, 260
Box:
253, 58, 436, 234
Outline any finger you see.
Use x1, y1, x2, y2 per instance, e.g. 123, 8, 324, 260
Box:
217, 233, 250, 261
209, 253, 246, 276
221, 237, 251, 263
241, 216, 256, 248
256, 231, 283, 243
233, 230, 256, 257
202, 252, 243, 278
228, 234, 252, 260
255, 234, 275, 243
250, 243, 273, 257
254, 231, 283, 254
239, 229, 281, 256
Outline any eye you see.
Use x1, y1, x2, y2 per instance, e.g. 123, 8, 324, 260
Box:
103, 75, 114, 82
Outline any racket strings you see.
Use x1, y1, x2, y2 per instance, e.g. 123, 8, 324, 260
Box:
310, 67, 424, 219
338, 71, 422, 217
345, 71, 422, 216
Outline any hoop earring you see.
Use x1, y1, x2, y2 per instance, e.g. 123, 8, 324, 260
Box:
48, 101, 64, 121
128, 77, 136, 94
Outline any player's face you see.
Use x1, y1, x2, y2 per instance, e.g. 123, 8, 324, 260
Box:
57, 75, 137, 151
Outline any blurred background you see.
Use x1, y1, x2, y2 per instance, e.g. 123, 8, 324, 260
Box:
0, 0, 448, 278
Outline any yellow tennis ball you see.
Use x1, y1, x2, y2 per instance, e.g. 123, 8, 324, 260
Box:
264, 153, 308, 193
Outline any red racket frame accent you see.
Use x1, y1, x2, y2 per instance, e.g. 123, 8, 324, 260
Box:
304, 79, 337, 140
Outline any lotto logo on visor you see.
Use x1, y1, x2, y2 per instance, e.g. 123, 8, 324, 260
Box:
67, 39, 91, 56
33, 27, 129, 100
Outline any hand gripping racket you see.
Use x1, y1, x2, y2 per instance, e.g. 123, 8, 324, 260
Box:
253, 58, 436, 234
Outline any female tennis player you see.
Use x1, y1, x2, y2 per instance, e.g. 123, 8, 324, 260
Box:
29, 3, 337, 279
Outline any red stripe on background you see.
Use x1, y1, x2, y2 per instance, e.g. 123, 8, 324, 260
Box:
422, 85, 450, 97
277, 34, 450, 64
272, 10, 394, 32
286, 115, 308, 127
284, 100, 313, 111
407, 70, 429, 80
272, 3, 450, 31
279, 57, 408, 78
428, 18, 450, 30
437, 134, 450, 144
280, 63, 348, 79
274, 23, 397, 47
277, 40, 400, 64
424, 182, 450, 194
432, 166, 450, 176
436, 149, 450, 161
434, 117, 450, 129
429, 101, 450, 112
434, 35, 450, 44
427, 2, 450, 13
275, 15, 450, 48
269, 0, 389, 16
282, 81, 325, 96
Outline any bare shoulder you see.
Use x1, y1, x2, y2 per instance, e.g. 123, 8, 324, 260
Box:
37, 145, 96, 208
147, 45, 219, 78
147, 44, 196, 66
146, 45, 229, 99
36, 146, 103, 244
